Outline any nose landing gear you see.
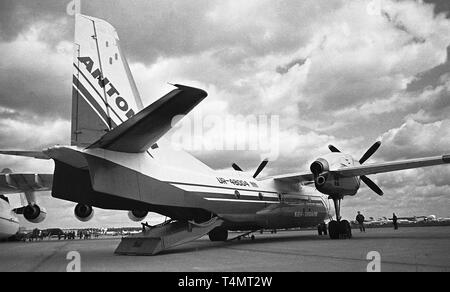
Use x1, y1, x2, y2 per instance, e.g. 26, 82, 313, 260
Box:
328, 196, 352, 239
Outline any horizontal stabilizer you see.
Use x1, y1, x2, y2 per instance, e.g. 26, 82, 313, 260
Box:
0, 150, 50, 160
88, 84, 208, 153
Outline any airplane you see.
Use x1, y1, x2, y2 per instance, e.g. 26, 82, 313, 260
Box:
393, 215, 438, 222
0, 168, 52, 240
354, 217, 390, 227
0, 14, 448, 255
0, 194, 20, 241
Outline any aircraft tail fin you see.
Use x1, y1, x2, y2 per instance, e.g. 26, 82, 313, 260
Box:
72, 14, 143, 147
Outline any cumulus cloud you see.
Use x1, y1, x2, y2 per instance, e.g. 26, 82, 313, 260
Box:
0, 22, 72, 118
379, 118, 450, 160
0, 0, 72, 43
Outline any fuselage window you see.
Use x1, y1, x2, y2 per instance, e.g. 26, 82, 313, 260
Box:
0, 195, 9, 203
258, 192, 263, 200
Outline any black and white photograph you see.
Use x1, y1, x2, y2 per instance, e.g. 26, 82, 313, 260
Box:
0, 0, 449, 275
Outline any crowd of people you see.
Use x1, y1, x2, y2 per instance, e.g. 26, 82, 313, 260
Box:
23, 229, 98, 242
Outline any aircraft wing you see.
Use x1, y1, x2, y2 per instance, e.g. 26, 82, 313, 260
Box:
272, 172, 314, 184
272, 155, 449, 183
331, 155, 450, 177
88, 84, 208, 153
0, 150, 50, 160
0, 173, 53, 194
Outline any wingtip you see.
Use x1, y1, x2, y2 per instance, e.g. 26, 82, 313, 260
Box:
173, 84, 208, 98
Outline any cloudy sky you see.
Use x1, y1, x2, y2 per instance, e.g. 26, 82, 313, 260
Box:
0, 0, 449, 229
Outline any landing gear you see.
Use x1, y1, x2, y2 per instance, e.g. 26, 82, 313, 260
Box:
328, 220, 352, 239
230, 230, 257, 241
328, 220, 339, 239
208, 227, 228, 242
328, 196, 352, 239
317, 223, 327, 236
340, 220, 352, 239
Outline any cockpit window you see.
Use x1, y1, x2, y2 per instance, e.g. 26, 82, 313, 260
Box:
0, 195, 9, 203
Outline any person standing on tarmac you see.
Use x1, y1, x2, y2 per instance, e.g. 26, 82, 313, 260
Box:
356, 211, 366, 232
392, 213, 399, 230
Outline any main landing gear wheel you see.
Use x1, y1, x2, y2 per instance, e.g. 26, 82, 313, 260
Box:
208, 227, 228, 242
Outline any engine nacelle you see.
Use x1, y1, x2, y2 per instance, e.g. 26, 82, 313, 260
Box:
310, 153, 360, 197
24, 205, 47, 223
128, 210, 148, 222
74, 204, 94, 222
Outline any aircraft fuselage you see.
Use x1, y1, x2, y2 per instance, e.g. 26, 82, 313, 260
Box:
45, 144, 331, 230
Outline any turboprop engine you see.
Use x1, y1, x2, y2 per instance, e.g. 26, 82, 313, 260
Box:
310, 141, 384, 198
310, 154, 360, 197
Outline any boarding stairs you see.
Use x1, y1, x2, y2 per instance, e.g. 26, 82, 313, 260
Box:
115, 217, 224, 255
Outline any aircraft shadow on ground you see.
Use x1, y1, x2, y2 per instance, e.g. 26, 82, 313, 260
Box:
153, 230, 450, 256
156, 233, 329, 256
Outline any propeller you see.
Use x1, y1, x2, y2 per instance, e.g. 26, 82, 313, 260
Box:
328, 145, 341, 153
232, 163, 243, 172
327, 141, 384, 196
231, 159, 269, 179
359, 141, 381, 164
253, 159, 269, 179
360, 175, 384, 196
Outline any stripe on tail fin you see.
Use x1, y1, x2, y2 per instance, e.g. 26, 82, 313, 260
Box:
72, 14, 143, 147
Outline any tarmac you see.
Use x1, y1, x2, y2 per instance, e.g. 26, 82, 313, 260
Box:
0, 226, 449, 272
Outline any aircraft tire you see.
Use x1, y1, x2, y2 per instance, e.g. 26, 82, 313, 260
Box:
328, 221, 339, 239
323, 224, 328, 236
339, 220, 352, 239
318, 223, 327, 236
208, 227, 228, 242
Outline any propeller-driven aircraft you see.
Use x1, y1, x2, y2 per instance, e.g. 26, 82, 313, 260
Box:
0, 168, 52, 240
0, 14, 448, 254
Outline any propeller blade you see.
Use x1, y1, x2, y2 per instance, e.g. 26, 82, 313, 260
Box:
328, 145, 341, 153
361, 175, 384, 196
359, 141, 381, 164
232, 163, 243, 172
253, 159, 269, 178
